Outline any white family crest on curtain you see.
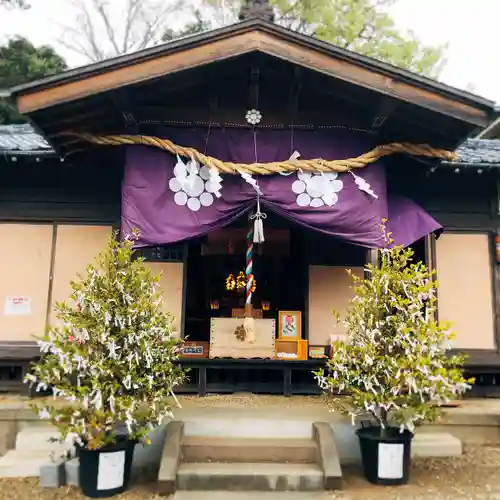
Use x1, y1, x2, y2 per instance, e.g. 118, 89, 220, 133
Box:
169, 155, 223, 211
291, 171, 343, 207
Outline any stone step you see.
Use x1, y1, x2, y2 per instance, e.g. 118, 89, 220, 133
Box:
413, 432, 462, 458
0, 450, 55, 478
171, 492, 332, 500
182, 437, 318, 464
176, 462, 324, 491
15, 425, 68, 452
183, 418, 312, 439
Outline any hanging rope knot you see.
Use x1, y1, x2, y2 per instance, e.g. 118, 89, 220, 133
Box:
250, 197, 266, 243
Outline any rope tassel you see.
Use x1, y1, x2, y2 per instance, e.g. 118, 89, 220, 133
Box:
251, 198, 267, 244
254, 217, 264, 244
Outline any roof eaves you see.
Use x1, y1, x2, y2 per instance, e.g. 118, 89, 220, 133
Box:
9, 19, 495, 114
441, 161, 500, 168
2, 149, 56, 157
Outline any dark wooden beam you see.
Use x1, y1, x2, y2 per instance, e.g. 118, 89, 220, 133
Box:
134, 66, 233, 106
109, 88, 138, 133
61, 143, 103, 156
371, 96, 398, 130
209, 94, 219, 121
288, 66, 302, 121
380, 113, 464, 146
132, 105, 372, 130
249, 65, 260, 110
36, 109, 106, 130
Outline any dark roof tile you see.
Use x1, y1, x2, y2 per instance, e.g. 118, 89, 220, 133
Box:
454, 138, 500, 165
0, 124, 53, 154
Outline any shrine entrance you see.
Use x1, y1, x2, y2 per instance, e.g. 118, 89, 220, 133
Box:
180, 211, 368, 395
184, 213, 308, 342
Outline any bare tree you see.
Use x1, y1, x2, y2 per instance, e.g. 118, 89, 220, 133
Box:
0, 0, 29, 8
58, 0, 186, 62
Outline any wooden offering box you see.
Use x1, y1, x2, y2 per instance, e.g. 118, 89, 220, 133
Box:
275, 339, 308, 360
210, 318, 276, 359
231, 308, 263, 318
309, 345, 328, 359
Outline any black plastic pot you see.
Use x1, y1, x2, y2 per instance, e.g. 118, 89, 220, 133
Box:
78, 436, 136, 498
356, 426, 413, 486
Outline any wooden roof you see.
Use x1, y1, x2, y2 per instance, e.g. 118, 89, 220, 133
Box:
9, 18, 495, 157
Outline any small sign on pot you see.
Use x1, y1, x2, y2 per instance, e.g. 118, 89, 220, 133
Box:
97, 451, 126, 490
377, 443, 404, 479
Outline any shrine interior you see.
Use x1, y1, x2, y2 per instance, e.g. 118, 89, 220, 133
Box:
136, 212, 425, 394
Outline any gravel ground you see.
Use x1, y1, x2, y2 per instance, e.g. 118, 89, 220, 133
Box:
0, 394, 331, 410
0, 443, 500, 500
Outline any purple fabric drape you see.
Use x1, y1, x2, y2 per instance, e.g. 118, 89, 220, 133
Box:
121, 128, 440, 248
386, 196, 442, 247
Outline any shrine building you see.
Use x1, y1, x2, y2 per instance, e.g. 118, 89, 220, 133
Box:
0, 2, 499, 396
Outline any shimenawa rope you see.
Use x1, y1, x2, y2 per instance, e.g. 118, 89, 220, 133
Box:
66, 132, 457, 175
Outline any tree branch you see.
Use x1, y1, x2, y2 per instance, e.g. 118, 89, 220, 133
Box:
122, 0, 141, 53
92, 0, 121, 55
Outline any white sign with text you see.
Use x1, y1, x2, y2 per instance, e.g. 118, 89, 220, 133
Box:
3, 296, 32, 316
377, 443, 404, 479
97, 450, 126, 491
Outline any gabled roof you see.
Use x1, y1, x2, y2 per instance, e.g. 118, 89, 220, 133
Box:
10, 18, 494, 128
2, 124, 500, 167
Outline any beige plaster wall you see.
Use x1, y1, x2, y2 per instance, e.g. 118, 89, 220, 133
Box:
145, 262, 184, 337
308, 266, 364, 345
49, 225, 112, 324
0, 224, 53, 341
436, 233, 495, 349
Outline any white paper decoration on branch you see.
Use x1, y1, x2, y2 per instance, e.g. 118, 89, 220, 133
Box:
350, 171, 378, 199
169, 155, 220, 211
207, 167, 223, 198
241, 172, 263, 195
292, 171, 343, 207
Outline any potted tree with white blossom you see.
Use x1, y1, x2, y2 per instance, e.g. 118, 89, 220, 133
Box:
25, 231, 185, 498
315, 221, 473, 486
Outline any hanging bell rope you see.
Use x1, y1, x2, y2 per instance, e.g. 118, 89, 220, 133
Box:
65, 132, 458, 175
243, 220, 256, 344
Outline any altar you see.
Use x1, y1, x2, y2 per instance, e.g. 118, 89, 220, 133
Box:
210, 317, 276, 359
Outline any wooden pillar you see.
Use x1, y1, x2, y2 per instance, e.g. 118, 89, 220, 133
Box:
425, 233, 439, 322
425, 233, 437, 271
365, 248, 379, 279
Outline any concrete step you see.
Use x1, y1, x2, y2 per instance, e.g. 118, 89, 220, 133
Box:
15, 425, 68, 452
182, 437, 318, 464
0, 450, 55, 478
183, 418, 312, 439
172, 493, 332, 500
176, 462, 324, 491
413, 432, 462, 458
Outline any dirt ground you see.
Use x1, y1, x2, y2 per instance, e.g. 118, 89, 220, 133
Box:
0, 443, 499, 500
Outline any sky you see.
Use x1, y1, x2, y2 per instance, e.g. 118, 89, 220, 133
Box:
0, 0, 499, 104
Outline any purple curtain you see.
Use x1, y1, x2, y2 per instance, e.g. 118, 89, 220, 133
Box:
122, 128, 440, 248
386, 196, 442, 247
